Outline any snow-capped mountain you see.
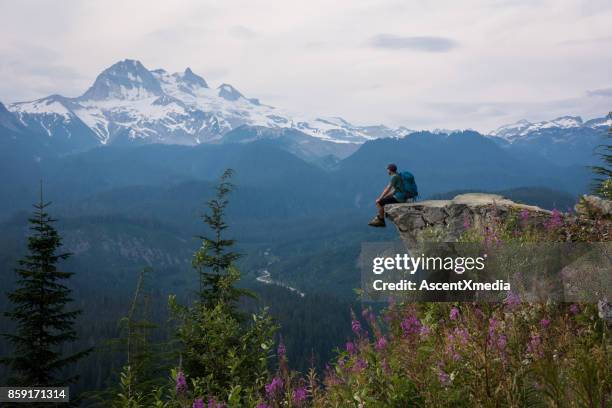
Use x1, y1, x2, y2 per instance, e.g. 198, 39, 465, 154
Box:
4, 59, 609, 165
488, 114, 610, 166
489, 115, 610, 142
7, 59, 411, 149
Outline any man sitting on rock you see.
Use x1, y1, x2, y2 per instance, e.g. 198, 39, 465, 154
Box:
369, 163, 413, 228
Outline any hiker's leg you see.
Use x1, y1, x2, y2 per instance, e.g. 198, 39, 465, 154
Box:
376, 201, 384, 219
369, 200, 386, 227
377, 196, 399, 219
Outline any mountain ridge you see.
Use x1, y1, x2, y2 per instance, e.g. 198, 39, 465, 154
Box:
6, 59, 411, 149
489, 114, 610, 141
2, 59, 609, 166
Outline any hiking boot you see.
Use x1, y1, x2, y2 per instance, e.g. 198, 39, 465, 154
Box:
368, 216, 386, 227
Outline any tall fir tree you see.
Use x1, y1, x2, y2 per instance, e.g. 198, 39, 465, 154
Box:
193, 168, 253, 312
1, 184, 91, 387
171, 169, 276, 402
592, 111, 612, 199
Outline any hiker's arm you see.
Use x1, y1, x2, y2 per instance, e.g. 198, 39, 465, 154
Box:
376, 184, 393, 202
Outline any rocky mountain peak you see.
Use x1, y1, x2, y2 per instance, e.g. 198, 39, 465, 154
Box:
217, 83, 244, 101
182, 67, 208, 88
80, 59, 163, 100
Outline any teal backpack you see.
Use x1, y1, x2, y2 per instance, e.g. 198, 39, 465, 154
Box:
400, 171, 418, 200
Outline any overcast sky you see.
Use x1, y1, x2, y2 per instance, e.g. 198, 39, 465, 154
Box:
0, 0, 611, 132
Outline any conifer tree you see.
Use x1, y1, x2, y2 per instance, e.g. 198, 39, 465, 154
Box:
193, 168, 253, 313
1, 185, 91, 386
172, 170, 276, 402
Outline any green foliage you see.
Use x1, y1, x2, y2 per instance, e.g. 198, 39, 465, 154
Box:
170, 170, 278, 404
592, 111, 612, 199
102, 268, 170, 407
1, 187, 91, 388
169, 278, 276, 402
114, 365, 147, 408
100, 170, 278, 406
459, 201, 610, 245
122, 269, 161, 385
305, 302, 610, 407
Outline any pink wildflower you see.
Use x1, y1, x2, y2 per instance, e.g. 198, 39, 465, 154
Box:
265, 377, 283, 398
437, 362, 451, 386
504, 291, 521, 309
292, 387, 308, 405
569, 304, 580, 315
175, 370, 187, 394
352, 358, 368, 373
375, 336, 388, 351
497, 334, 507, 351
545, 209, 563, 230
351, 319, 362, 336
463, 215, 471, 230
527, 334, 543, 358
488, 318, 497, 340
401, 315, 422, 336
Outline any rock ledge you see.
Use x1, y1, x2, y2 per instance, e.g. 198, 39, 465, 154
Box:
385, 193, 551, 247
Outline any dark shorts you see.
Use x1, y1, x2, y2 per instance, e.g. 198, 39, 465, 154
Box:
379, 196, 399, 206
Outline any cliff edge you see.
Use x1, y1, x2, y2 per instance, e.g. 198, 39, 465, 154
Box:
385, 193, 551, 247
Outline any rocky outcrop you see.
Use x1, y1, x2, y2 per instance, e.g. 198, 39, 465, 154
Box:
386, 193, 612, 326
575, 194, 612, 218
385, 193, 551, 247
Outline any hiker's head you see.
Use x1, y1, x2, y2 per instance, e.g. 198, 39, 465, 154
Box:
387, 163, 397, 175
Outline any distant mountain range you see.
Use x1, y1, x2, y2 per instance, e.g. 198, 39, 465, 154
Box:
489, 115, 610, 141
1, 58, 609, 165
0, 130, 595, 219
3, 59, 410, 152
489, 115, 610, 166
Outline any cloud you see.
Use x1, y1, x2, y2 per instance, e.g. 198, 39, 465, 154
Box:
587, 87, 612, 97
369, 34, 458, 52
558, 35, 612, 46
1, 0, 611, 131
429, 101, 508, 117
229, 25, 257, 39
417, 89, 612, 132
0, 44, 87, 101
